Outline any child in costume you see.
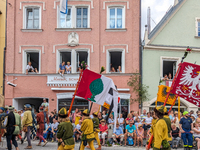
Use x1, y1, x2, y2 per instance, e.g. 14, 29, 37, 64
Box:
57, 108, 75, 150
80, 109, 95, 150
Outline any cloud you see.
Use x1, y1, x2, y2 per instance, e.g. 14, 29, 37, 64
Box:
141, 0, 174, 38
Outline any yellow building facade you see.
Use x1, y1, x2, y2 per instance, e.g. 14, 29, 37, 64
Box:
0, 0, 6, 96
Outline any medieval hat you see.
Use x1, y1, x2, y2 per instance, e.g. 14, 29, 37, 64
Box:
93, 111, 98, 116
155, 105, 167, 114
58, 107, 68, 118
83, 109, 90, 116
8, 105, 15, 110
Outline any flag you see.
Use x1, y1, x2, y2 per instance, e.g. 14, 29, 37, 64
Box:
60, 0, 68, 14
157, 85, 176, 105
171, 62, 200, 107
76, 69, 118, 131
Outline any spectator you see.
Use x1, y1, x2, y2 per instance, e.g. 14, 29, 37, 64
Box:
191, 114, 196, 123
54, 109, 58, 120
102, 110, 107, 119
134, 117, 141, 129
108, 114, 114, 125
72, 108, 79, 124
168, 73, 172, 79
75, 111, 81, 126
98, 112, 103, 122
133, 111, 140, 121
130, 111, 135, 118
144, 112, 153, 130
196, 113, 200, 124
117, 66, 122, 73
140, 109, 147, 122
125, 113, 133, 125
65, 61, 71, 74
163, 74, 169, 81
196, 111, 199, 119
171, 123, 181, 149
193, 122, 200, 150
51, 118, 59, 142
99, 119, 108, 146
43, 123, 53, 141
41, 98, 49, 109
58, 61, 65, 76
172, 111, 179, 128
169, 110, 174, 121
118, 114, 125, 129
179, 111, 193, 150
26, 62, 38, 75
189, 110, 194, 116
124, 120, 136, 146
49, 112, 55, 124
74, 120, 82, 142
112, 122, 124, 146
137, 124, 144, 147
110, 67, 116, 72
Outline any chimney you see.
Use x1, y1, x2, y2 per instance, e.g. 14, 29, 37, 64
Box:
174, 0, 179, 6
147, 7, 151, 34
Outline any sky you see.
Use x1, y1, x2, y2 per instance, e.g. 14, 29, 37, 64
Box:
141, 0, 174, 37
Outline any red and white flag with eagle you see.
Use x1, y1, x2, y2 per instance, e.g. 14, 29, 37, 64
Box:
171, 62, 200, 107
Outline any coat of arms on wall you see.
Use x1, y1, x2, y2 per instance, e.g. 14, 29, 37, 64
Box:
68, 32, 79, 47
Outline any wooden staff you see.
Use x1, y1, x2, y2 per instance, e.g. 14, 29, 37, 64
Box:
147, 63, 182, 149
68, 69, 83, 117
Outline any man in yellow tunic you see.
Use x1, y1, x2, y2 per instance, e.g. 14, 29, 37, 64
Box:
153, 106, 171, 150
80, 109, 95, 150
57, 108, 75, 150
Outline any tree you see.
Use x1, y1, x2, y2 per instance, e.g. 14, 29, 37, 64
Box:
127, 73, 149, 105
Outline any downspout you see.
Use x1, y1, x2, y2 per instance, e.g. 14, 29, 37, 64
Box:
139, 0, 142, 113
3, 0, 8, 96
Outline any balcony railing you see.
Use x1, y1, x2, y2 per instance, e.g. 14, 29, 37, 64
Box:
160, 79, 173, 87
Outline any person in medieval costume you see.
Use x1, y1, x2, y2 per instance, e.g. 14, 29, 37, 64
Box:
5, 106, 19, 150
80, 109, 95, 150
36, 106, 48, 146
57, 108, 75, 150
22, 104, 33, 149
153, 105, 171, 150
163, 110, 172, 143
0, 107, 7, 141
86, 111, 101, 150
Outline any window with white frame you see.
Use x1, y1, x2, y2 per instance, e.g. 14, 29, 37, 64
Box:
107, 50, 125, 73
108, 7, 125, 29
58, 7, 72, 28
57, 6, 89, 28
162, 59, 178, 79
57, 50, 89, 73
25, 52, 40, 73
25, 7, 40, 29
76, 7, 88, 28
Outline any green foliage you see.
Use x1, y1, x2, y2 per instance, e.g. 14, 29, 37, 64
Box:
127, 73, 149, 104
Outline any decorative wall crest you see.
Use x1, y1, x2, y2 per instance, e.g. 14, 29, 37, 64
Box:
68, 32, 79, 47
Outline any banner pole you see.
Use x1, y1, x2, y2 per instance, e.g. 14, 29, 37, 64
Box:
68, 69, 83, 117
147, 63, 182, 149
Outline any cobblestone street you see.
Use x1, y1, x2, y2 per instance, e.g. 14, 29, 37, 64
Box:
0, 140, 186, 150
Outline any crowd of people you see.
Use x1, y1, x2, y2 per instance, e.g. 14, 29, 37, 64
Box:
1, 100, 200, 150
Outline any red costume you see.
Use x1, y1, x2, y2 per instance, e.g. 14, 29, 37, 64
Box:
36, 111, 46, 144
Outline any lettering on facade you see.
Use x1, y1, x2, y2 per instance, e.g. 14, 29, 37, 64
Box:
47, 74, 79, 86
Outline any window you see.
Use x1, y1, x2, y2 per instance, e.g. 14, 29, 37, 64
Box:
58, 8, 72, 28
26, 7, 40, 29
76, 51, 88, 72
108, 7, 124, 29
109, 52, 122, 73
58, 98, 89, 112
198, 21, 200, 36
27, 52, 39, 72
76, 7, 88, 28
60, 52, 71, 64
162, 60, 177, 79
57, 6, 90, 29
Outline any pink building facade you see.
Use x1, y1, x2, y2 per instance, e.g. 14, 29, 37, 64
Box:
5, 0, 140, 116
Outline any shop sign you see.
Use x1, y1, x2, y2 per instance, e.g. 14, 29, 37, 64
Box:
47, 74, 79, 86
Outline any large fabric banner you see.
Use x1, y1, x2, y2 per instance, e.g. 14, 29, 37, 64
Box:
171, 62, 200, 107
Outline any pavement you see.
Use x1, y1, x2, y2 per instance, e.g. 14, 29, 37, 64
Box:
0, 140, 185, 150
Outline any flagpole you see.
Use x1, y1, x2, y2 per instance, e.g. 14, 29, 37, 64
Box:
68, 69, 83, 117
147, 63, 182, 149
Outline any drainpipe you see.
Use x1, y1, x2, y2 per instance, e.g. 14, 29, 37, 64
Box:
3, 0, 8, 96
139, 0, 142, 114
